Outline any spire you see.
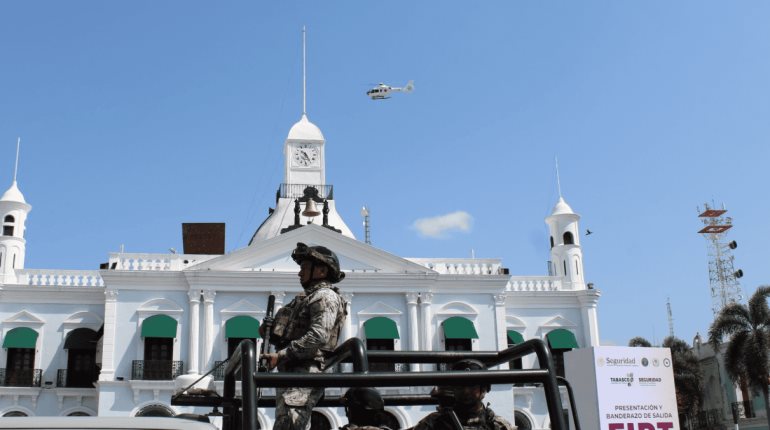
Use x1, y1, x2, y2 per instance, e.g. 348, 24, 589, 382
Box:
1, 138, 26, 204
13, 137, 20, 183
302, 26, 307, 117
555, 155, 562, 199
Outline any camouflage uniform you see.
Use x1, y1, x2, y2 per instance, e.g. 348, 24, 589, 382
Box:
411, 407, 515, 430
272, 280, 346, 430
340, 425, 393, 430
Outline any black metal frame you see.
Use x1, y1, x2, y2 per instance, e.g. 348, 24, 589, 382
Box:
172, 337, 580, 430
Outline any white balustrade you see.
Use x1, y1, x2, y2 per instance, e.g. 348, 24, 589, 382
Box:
408, 258, 502, 275
506, 277, 563, 292
17, 270, 104, 287
107, 253, 217, 271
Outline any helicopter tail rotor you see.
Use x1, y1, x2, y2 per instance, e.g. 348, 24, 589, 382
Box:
403, 80, 415, 93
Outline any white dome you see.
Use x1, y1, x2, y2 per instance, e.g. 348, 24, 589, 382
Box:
550, 197, 574, 216
0, 181, 26, 204
287, 114, 324, 141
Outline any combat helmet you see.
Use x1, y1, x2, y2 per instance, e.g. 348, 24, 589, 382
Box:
291, 242, 345, 283
432, 359, 491, 399
341, 387, 385, 412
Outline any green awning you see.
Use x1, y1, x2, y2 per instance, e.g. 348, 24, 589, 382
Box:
547, 329, 578, 350
141, 315, 178, 338
3, 327, 38, 349
64, 328, 99, 349
364, 317, 400, 340
442, 317, 479, 340
507, 330, 524, 345
225, 316, 261, 339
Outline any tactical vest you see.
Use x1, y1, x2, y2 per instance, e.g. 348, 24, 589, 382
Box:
271, 282, 347, 353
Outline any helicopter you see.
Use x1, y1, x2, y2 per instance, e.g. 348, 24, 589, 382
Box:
366, 80, 414, 100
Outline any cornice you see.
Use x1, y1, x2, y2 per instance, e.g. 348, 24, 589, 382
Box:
0, 286, 105, 304
100, 270, 188, 289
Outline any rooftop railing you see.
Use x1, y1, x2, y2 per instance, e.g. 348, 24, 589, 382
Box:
507, 276, 563, 292
277, 183, 333, 200
409, 258, 503, 275
106, 253, 217, 271
17, 270, 104, 287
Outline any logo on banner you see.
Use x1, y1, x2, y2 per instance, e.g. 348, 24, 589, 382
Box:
663, 358, 671, 367
603, 357, 638, 367
610, 372, 635, 387
642, 358, 649, 367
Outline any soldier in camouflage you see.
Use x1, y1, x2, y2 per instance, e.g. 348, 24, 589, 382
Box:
340, 387, 393, 430
410, 360, 516, 430
260, 242, 347, 430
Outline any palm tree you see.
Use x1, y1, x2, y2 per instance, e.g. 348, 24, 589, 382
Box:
662, 336, 702, 414
709, 286, 770, 426
628, 337, 652, 347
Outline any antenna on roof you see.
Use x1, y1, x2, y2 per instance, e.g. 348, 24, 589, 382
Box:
555, 156, 562, 199
361, 206, 371, 245
13, 137, 20, 183
302, 26, 307, 116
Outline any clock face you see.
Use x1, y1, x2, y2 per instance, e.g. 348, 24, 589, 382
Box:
292, 143, 319, 167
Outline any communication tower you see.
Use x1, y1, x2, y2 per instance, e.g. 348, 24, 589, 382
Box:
666, 297, 674, 338
698, 202, 744, 316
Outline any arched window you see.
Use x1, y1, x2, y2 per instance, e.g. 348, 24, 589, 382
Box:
62, 328, 99, 387
67, 411, 91, 417
563, 260, 567, 276
563, 231, 574, 245
3, 411, 28, 417
364, 317, 399, 372
135, 404, 174, 417
225, 316, 260, 359
549, 236, 554, 248
137, 315, 178, 380
442, 317, 478, 359
575, 258, 580, 276
3, 327, 39, 387
506, 330, 524, 370
310, 411, 331, 430
514, 411, 532, 430
546, 329, 578, 378
2, 215, 14, 237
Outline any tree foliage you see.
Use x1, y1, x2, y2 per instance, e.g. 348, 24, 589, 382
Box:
628, 337, 652, 347
709, 286, 770, 426
662, 336, 702, 413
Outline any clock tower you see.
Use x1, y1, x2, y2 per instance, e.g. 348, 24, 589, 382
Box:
284, 114, 325, 186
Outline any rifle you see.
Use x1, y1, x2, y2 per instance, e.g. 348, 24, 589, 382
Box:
256, 295, 276, 404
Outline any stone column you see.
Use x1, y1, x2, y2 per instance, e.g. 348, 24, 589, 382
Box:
340, 293, 354, 341
99, 289, 119, 381
187, 290, 201, 374
419, 292, 433, 371
202, 290, 216, 370
406, 293, 420, 371
578, 291, 601, 347
493, 293, 507, 365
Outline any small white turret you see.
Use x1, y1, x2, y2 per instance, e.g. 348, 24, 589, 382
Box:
0, 140, 31, 283
545, 196, 585, 290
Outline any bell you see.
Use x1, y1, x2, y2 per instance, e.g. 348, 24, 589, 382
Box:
302, 199, 321, 217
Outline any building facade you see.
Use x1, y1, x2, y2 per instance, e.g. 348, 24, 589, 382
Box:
0, 112, 601, 430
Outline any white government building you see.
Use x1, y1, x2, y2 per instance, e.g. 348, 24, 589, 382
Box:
0, 108, 600, 430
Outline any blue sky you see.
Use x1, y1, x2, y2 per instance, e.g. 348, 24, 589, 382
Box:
1, 1, 769, 346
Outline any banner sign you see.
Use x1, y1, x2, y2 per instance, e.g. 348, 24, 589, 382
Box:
566, 346, 680, 430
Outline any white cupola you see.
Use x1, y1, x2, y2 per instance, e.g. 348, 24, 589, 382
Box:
0, 179, 31, 284
284, 114, 326, 186
545, 196, 585, 290
248, 29, 354, 243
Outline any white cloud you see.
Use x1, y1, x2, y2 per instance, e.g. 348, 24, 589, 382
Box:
412, 211, 473, 238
